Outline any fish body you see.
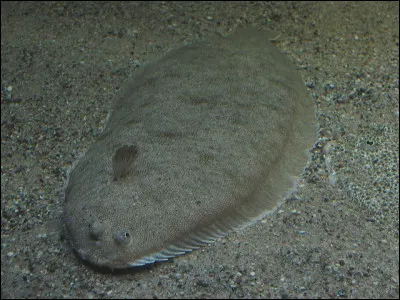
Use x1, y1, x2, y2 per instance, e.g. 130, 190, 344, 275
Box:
64, 28, 316, 269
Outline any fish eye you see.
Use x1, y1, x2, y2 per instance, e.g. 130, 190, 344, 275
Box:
114, 230, 131, 246
88, 221, 105, 241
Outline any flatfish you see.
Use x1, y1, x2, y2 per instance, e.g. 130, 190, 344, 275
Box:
64, 28, 316, 269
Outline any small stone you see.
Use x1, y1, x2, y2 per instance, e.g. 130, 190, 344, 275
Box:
173, 273, 181, 280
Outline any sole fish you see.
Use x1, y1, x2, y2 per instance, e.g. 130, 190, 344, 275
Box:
64, 28, 316, 269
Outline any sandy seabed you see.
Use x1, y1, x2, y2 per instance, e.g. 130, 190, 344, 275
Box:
1, 2, 398, 298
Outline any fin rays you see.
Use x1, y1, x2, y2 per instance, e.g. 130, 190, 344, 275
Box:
126, 209, 252, 267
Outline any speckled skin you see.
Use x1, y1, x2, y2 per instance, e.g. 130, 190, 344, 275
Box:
64, 28, 316, 269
